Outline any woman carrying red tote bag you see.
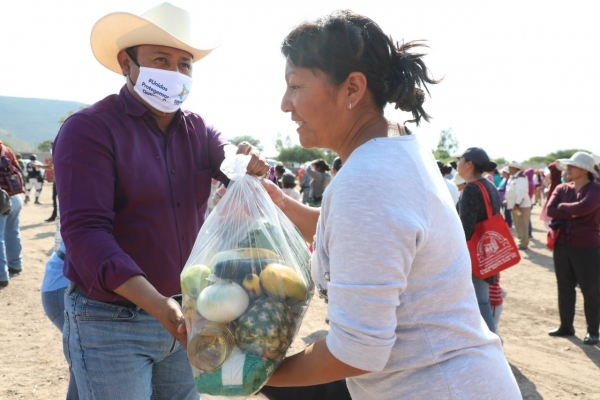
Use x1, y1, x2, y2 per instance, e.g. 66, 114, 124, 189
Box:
467, 180, 521, 279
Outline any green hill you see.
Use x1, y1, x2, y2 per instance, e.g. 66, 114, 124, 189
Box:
0, 96, 88, 151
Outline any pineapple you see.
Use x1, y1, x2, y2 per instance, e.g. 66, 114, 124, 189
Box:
235, 297, 295, 361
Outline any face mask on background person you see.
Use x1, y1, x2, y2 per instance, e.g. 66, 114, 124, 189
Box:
132, 66, 193, 113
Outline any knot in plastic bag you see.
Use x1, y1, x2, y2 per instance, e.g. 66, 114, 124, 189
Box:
220, 145, 252, 181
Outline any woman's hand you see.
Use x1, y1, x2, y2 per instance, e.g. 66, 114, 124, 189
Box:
236, 142, 270, 177
262, 179, 286, 211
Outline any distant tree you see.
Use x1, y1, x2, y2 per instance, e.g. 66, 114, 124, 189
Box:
229, 135, 263, 151
277, 145, 327, 164
58, 110, 75, 125
273, 133, 293, 153
433, 150, 453, 163
493, 157, 507, 165
436, 128, 459, 156
524, 149, 592, 165
37, 140, 53, 152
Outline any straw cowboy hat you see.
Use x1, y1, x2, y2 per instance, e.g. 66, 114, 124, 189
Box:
507, 161, 523, 170
91, 2, 217, 74
556, 151, 599, 178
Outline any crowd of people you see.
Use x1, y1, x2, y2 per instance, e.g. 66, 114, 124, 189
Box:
436, 150, 600, 346
1, 2, 599, 400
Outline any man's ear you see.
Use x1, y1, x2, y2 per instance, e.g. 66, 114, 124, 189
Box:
117, 50, 132, 76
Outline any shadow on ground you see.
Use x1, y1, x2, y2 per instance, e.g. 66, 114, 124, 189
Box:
510, 363, 543, 400
567, 336, 600, 369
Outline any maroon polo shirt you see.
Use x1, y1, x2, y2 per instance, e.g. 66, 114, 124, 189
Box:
546, 181, 600, 247
54, 85, 230, 302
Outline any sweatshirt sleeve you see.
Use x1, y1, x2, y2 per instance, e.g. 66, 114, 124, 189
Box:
322, 174, 428, 372
558, 184, 600, 216
546, 184, 575, 220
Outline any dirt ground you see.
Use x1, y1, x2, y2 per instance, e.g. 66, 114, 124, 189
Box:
1, 182, 599, 399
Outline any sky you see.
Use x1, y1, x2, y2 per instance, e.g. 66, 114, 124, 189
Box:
1, 0, 599, 161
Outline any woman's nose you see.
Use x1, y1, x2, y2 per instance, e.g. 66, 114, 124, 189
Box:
281, 91, 293, 113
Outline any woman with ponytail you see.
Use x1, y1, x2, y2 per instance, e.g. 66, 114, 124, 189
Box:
260, 10, 519, 399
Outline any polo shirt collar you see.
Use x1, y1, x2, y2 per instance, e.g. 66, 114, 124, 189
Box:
119, 85, 148, 117
118, 85, 184, 126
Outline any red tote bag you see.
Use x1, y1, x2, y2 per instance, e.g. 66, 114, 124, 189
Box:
466, 181, 521, 279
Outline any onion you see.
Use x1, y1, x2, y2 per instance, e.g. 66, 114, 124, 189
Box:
197, 282, 249, 323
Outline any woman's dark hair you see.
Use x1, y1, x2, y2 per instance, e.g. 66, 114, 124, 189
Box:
281, 10, 440, 125
588, 165, 599, 181
313, 159, 331, 172
282, 182, 296, 189
465, 158, 485, 174
441, 163, 453, 176
275, 165, 286, 175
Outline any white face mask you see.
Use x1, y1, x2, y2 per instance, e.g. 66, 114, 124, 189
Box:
132, 67, 193, 113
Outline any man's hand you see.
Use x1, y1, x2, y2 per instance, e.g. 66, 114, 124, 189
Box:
113, 276, 188, 348
152, 297, 188, 349
236, 142, 270, 177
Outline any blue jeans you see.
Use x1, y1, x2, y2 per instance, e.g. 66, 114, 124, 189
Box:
41, 287, 79, 400
63, 287, 198, 400
0, 195, 23, 282
472, 276, 497, 333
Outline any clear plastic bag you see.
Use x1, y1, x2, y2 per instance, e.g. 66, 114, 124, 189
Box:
181, 146, 313, 399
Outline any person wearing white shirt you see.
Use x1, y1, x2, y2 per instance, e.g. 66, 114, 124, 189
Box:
505, 161, 532, 249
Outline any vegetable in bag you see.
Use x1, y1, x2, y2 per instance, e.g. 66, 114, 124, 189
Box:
180, 145, 313, 399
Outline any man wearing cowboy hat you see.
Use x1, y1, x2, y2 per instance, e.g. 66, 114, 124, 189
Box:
504, 161, 532, 249
53, 3, 270, 399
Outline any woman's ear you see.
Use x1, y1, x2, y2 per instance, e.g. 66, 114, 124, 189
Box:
345, 72, 368, 109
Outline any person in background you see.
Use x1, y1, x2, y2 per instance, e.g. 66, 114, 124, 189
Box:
452, 173, 466, 193
332, 157, 342, 176
306, 159, 332, 207
299, 163, 312, 205
524, 168, 536, 239
262, 10, 519, 398
24, 155, 46, 204
41, 240, 79, 399
275, 162, 293, 188
541, 161, 564, 229
497, 166, 513, 228
15, 154, 25, 183
546, 152, 600, 345
447, 160, 458, 180
280, 172, 301, 201
489, 273, 503, 329
490, 168, 502, 187
0, 140, 25, 288
456, 147, 501, 333
437, 161, 459, 206
534, 169, 545, 205
505, 161, 531, 250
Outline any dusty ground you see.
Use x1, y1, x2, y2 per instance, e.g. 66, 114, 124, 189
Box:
1, 183, 599, 399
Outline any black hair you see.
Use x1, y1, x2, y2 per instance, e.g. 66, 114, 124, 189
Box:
465, 158, 485, 174
281, 10, 440, 125
282, 182, 296, 189
332, 157, 342, 171
275, 165, 286, 175
125, 46, 140, 67
449, 161, 457, 169
313, 159, 331, 172
441, 163, 453, 176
